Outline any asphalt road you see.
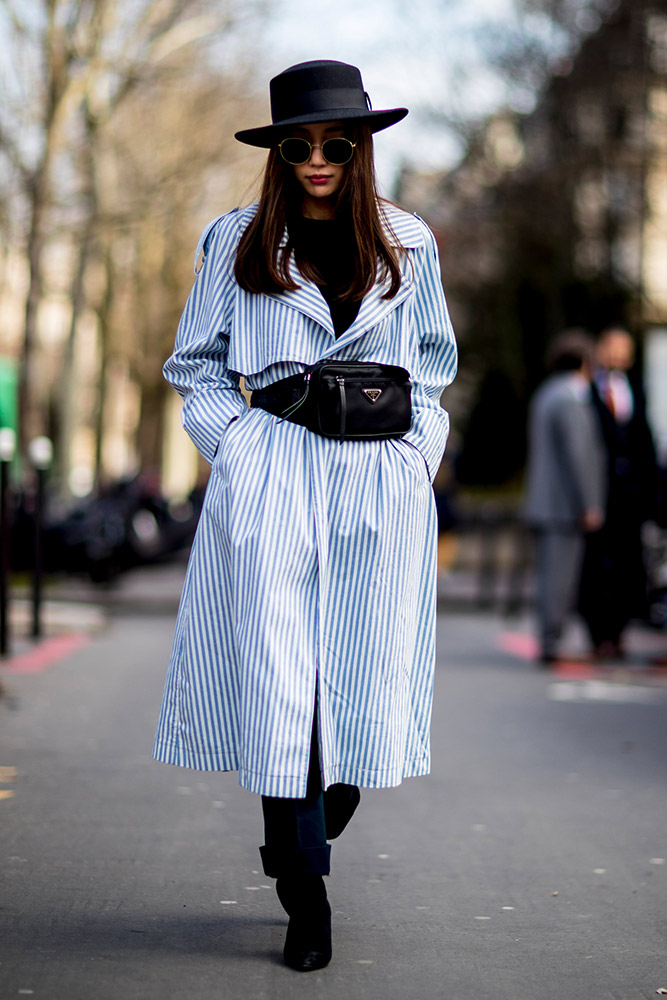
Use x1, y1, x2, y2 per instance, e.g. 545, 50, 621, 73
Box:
1, 599, 666, 1000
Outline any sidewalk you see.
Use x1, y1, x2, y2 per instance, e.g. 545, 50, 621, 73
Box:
29, 551, 192, 616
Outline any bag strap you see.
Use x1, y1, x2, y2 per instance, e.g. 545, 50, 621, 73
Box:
279, 371, 313, 420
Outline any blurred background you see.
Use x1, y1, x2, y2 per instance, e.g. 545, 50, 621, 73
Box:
0, 0, 666, 593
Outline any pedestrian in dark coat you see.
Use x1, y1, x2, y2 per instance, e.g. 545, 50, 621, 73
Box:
523, 331, 605, 663
153, 60, 457, 971
579, 327, 658, 657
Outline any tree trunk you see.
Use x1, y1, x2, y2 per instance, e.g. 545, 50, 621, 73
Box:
93, 247, 114, 490
18, 161, 51, 457
17, 3, 67, 459
136, 379, 168, 472
54, 108, 99, 492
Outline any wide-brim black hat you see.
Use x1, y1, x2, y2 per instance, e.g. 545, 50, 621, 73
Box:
234, 59, 408, 148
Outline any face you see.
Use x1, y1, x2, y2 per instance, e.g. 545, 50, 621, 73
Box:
597, 329, 635, 371
287, 121, 347, 218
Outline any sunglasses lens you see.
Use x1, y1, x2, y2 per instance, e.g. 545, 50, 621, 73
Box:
279, 138, 311, 164
322, 138, 354, 164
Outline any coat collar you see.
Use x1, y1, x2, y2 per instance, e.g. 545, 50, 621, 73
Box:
273, 200, 425, 250
254, 200, 423, 339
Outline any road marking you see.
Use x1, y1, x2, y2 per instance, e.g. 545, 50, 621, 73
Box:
499, 631, 667, 685
548, 680, 666, 704
498, 632, 598, 676
0, 765, 16, 800
497, 632, 538, 659
1, 632, 91, 675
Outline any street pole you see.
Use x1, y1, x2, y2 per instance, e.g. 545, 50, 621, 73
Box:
28, 436, 53, 642
0, 428, 16, 657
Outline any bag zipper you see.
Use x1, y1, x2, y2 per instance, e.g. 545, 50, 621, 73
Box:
336, 376, 346, 442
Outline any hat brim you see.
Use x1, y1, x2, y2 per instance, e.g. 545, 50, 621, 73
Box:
234, 107, 408, 148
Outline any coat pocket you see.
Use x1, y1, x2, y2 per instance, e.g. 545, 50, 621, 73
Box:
390, 437, 430, 482
212, 412, 247, 474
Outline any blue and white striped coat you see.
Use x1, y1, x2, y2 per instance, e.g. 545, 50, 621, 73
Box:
153, 201, 457, 797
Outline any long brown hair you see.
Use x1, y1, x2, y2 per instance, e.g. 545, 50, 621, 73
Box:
234, 125, 403, 301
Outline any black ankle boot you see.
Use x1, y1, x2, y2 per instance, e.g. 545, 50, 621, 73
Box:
275, 874, 332, 972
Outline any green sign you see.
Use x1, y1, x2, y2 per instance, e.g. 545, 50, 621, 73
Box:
0, 358, 18, 433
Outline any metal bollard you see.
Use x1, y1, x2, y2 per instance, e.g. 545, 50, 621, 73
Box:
0, 428, 16, 656
28, 437, 53, 641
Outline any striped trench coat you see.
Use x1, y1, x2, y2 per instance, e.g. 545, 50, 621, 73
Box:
153, 201, 457, 797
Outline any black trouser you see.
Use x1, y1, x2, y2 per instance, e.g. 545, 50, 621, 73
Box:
260, 712, 360, 878
579, 515, 648, 646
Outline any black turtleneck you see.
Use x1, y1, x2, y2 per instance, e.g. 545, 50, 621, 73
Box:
288, 215, 362, 337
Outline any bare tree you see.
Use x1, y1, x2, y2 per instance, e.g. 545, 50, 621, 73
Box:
476, 0, 620, 110
96, 62, 262, 479
0, 0, 252, 463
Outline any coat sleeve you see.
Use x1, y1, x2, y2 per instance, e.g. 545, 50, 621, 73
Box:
163, 212, 248, 465
401, 221, 458, 481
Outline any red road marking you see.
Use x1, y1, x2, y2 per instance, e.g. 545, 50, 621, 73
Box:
498, 631, 667, 682
498, 632, 598, 676
1, 632, 92, 675
497, 632, 538, 659
549, 661, 599, 679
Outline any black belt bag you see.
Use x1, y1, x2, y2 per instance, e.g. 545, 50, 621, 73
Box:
251, 361, 412, 441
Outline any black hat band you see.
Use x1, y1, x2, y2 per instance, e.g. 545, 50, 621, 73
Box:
274, 87, 370, 119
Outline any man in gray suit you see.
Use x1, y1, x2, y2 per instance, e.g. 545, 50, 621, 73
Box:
524, 331, 606, 664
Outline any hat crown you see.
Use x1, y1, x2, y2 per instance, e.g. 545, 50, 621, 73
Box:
270, 60, 369, 124
234, 59, 407, 147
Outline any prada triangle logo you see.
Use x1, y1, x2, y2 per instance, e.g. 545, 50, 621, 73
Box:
362, 388, 382, 403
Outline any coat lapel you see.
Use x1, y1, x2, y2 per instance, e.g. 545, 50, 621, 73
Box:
268, 266, 336, 336
267, 203, 426, 346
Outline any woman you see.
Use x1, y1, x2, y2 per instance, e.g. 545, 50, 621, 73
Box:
154, 59, 457, 972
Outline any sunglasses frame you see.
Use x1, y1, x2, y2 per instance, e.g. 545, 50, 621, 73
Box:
278, 137, 357, 166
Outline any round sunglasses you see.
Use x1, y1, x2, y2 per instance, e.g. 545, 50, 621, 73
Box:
278, 137, 356, 166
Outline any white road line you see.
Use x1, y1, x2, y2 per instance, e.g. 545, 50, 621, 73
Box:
548, 680, 666, 703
